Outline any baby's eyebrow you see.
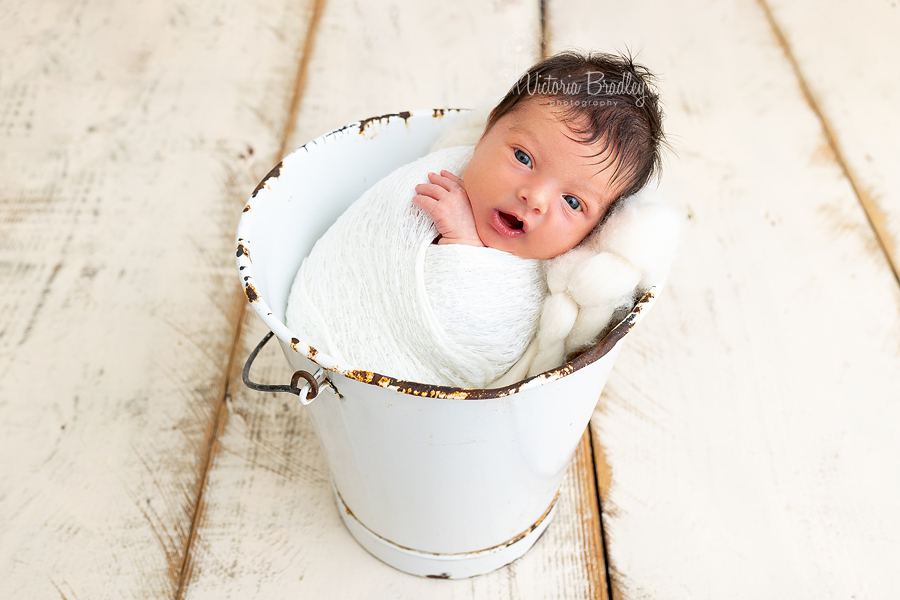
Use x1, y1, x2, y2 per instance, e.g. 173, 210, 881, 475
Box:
583, 194, 606, 216
577, 150, 626, 198
507, 124, 538, 142
574, 172, 618, 214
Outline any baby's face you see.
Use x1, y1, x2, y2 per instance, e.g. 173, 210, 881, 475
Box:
463, 100, 622, 259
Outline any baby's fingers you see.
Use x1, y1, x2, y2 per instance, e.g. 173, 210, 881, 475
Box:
439, 170, 465, 187
426, 172, 450, 191
412, 193, 438, 214
415, 182, 448, 199
426, 171, 462, 192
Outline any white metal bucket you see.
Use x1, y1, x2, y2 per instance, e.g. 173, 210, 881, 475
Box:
236, 109, 657, 579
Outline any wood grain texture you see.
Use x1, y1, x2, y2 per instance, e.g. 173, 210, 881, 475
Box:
0, 1, 315, 597
181, 0, 611, 596
282, 0, 543, 151
547, 1, 900, 598
759, 0, 900, 282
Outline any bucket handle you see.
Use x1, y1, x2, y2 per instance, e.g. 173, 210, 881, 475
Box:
242, 332, 324, 405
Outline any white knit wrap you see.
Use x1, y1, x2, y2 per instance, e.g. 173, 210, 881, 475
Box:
285, 145, 546, 388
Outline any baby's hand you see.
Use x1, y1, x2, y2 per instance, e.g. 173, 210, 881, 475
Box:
413, 171, 484, 248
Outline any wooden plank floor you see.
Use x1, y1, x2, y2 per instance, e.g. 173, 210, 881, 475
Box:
764, 0, 900, 280
0, 1, 315, 598
1, 1, 898, 599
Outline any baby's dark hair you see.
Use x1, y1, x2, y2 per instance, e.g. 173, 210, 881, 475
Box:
487, 50, 665, 202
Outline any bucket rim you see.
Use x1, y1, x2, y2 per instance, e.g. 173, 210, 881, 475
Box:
328, 289, 657, 399
236, 109, 659, 399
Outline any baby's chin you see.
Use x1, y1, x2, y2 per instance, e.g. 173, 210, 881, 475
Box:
481, 238, 548, 260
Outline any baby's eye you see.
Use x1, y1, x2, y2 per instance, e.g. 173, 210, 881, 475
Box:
514, 149, 532, 168
563, 195, 583, 211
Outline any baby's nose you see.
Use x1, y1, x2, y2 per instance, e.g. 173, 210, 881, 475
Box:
520, 186, 550, 214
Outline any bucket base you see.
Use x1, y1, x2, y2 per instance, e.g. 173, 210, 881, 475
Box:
333, 484, 558, 579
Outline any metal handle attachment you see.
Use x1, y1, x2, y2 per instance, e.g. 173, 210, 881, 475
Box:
242, 331, 325, 404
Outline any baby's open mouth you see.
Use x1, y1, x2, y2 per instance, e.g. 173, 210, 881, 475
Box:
499, 211, 524, 230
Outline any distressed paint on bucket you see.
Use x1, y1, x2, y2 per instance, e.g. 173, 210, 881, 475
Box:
236, 109, 657, 578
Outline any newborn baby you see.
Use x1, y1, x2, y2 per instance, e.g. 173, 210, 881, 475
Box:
415, 91, 630, 259
287, 51, 674, 388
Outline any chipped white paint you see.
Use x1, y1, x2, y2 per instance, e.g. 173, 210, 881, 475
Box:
551, 1, 900, 598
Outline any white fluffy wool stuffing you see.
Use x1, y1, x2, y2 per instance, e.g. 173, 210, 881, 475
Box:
493, 186, 681, 386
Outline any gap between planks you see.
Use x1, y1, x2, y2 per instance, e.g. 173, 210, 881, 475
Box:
172, 0, 327, 597
539, 0, 548, 60
756, 0, 900, 289
587, 422, 615, 600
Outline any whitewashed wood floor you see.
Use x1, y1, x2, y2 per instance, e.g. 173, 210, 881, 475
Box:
1, 1, 898, 599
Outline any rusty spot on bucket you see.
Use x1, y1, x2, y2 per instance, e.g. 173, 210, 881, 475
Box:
358, 115, 388, 134
342, 368, 521, 400
250, 161, 283, 198
427, 573, 451, 579
431, 108, 465, 119
242, 204, 251, 212
236, 242, 251, 261
327, 109, 467, 141
341, 497, 356, 518
501, 491, 559, 548
347, 370, 375, 384
358, 111, 413, 135
244, 283, 259, 302
288, 337, 319, 361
